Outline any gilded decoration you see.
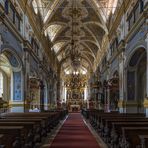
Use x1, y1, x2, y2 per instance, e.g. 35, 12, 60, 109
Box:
143, 99, 148, 108
64, 73, 87, 111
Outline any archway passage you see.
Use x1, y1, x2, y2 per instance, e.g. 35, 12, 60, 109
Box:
127, 48, 146, 112
0, 54, 12, 111
49, 113, 100, 148
0, 50, 23, 112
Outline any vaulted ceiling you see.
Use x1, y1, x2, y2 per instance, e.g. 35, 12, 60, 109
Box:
32, 0, 118, 75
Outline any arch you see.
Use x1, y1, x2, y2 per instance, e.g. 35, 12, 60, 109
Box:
125, 45, 146, 67
82, 25, 101, 48
128, 48, 145, 68
60, 55, 93, 70
0, 67, 10, 103
56, 41, 70, 56
0, 46, 23, 71
126, 47, 146, 112
83, 21, 107, 33
80, 42, 96, 60
0, 47, 24, 106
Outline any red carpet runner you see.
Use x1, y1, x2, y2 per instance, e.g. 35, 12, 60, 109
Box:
50, 113, 100, 148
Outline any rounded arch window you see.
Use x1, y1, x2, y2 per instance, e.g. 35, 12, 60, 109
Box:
129, 48, 145, 67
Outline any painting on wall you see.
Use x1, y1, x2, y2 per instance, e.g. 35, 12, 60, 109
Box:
29, 77, 40, 108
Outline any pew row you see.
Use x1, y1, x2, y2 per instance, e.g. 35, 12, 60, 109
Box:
0, 110, 68, 148
82, 109, 148, 148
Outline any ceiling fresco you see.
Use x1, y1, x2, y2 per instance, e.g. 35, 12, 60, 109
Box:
32, 0, 118, 74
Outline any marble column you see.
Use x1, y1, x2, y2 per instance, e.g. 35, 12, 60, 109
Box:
118, 51, 125, 113
40, 80, 44, 112
146, 32, 148, 98
106, 86, 110, 112
23, 48, 28, 112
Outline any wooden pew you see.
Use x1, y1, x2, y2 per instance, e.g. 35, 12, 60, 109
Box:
1, 112, 52, 129
1, 112, 62, 136
96, 116, 146, 136
0, 118, 43, 143
0, 134, 5, 148
86, 110, 148, 146
138, 135, 148, 148
0, 122, 35, 147
2, 116, 49, 135
100, 117, 148, 131
0, 111, 66, 147
109, 122, 148, 147
0, 126, 25, 148
120, 127, 148, 148
1, 112, 60, 130
89, 112, 145, 130
98, 116, 148, 144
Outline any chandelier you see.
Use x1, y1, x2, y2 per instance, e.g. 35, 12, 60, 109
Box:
70, 0, 81, 71
70, 40, 81, 71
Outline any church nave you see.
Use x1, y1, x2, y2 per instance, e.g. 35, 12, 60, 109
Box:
0, 0, 148, 147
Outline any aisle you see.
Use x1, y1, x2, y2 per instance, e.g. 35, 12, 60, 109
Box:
49, 113, 100, 148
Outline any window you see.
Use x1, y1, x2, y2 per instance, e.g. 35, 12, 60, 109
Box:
110, 38, 118, 56
15, 14, 20, 31
127, 0, 144, 31
9, 4, 15, 22
0, 72, 3, 97
140, 0, 144, 13
0, 1, 22, 34
4, 0, 9, 14
31, 37, 39, 55
4, 1, 21, 31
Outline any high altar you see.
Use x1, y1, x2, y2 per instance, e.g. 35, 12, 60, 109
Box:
64, 73, 87, 112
